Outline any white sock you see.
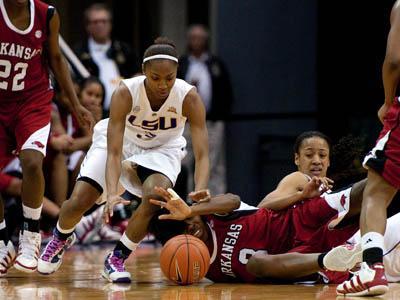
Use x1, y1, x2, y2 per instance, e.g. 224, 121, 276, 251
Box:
22, 204, 42, 220
361, 231, 384, 251
56, 222, 75, 234
120, 233, 139, 251
0, 220, 5, 230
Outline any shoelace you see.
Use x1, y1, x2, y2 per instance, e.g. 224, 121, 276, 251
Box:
41, 238, 65, 261
19, 234, 40, 258
109, 254, 125, 272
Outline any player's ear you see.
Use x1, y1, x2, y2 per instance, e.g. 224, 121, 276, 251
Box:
294, 153, 300, 166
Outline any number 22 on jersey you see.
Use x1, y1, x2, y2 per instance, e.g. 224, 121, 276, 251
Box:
0, 59, 28, 91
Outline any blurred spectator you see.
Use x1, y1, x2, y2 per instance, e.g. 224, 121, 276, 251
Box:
79, 77, 105, 124
178, 24, 233, 196
74, 3, 139, 116
45, 77, 105, 204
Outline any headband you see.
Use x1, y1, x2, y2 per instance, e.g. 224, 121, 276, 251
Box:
143, 54, 178, 63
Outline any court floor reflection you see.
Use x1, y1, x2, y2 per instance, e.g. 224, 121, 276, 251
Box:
2, 245, 400, 300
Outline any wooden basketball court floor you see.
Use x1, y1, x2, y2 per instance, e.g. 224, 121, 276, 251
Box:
2, 244, 400, 300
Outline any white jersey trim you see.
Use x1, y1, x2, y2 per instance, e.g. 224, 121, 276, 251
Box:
208, 223, 218, 264
0, 0, 35, 35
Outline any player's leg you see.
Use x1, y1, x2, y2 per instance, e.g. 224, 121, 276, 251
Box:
38, 143, 107, 274
38, 180, 101, 274
12, 92, 53, 272
379, 211, 400, 282
247, 248, 354, 284
247, 251, 320, 280
102, 167, 172, 283
38, 153, 105, 274
14, 148, 48, 272
337, 170, 396, 296
325, 212, 400, 282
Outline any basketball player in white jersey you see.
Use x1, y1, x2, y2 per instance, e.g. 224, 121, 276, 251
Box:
38, 37, 210, 282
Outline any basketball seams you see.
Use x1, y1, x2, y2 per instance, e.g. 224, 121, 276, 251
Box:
185, 235, 190, 284
167, 243, 185, 283
159, 234, 210, 285
190, 242, 209, 276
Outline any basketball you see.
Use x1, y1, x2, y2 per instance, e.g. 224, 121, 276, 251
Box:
160, 234, 210, 285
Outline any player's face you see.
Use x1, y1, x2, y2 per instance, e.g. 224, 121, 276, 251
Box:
143, 60, 177, 100
295, 137, 330, 177
86, 9, 112, 43
184, 216, 209, 243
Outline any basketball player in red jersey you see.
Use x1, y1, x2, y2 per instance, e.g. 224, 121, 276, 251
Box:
149, 180, 367, 284
0, 0, 94, 275
337, 0, 400, 296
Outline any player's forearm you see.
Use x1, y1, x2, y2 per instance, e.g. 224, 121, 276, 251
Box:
50, 54, 81, 109
258, 191, 304, 210
193, 156, 209, 191
383, 57, 400, 104
105, 153, 121, 196
188, 193, 240, 217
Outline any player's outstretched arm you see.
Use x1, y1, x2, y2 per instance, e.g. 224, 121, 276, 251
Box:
258, 172, 310, 210
103, 84, 132, 223
47, 10, 94, 130
149, 187, 240, 220
183, 90, 210, 191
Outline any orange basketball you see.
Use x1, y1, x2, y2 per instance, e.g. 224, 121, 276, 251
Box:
160, 234, 210, 285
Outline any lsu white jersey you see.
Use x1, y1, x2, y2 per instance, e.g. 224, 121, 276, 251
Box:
122, 76, 194, 149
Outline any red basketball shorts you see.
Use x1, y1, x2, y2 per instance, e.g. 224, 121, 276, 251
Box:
0, 89, 53, 169
363, 98, 400, 189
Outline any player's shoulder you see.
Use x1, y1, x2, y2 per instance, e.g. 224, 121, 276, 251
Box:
113, 81, 134, 103
34, 0, 53, 14
278, 171, 310, 186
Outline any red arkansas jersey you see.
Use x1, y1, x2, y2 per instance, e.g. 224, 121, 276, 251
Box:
204, 208, 295, 283
0, 0, 52, 100
204, 191, 358, 283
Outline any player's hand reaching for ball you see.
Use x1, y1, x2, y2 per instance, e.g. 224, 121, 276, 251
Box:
103, 194, 130, 224
150, 187, 192, 220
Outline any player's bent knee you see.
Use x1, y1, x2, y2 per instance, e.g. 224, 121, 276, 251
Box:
20, 156, 43, 175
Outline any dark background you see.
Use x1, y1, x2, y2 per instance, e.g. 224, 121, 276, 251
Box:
50, 0, 395, 205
